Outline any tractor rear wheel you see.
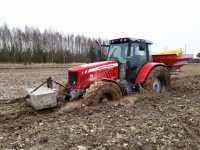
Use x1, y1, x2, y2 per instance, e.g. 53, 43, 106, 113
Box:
83, 80, 122, 106
143, 66, 170, 93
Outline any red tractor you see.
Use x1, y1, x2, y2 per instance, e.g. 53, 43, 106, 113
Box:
61, 38, 192, 105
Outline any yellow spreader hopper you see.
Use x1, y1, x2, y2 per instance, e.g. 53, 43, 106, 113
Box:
156, 48, 182, 56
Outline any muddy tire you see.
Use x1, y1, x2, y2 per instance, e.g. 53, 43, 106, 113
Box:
143, 66, 170, 93
83, 80, 122, 106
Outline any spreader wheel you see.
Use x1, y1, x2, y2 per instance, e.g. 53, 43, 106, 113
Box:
83, 80, 122, 106
143, 66, 170, 93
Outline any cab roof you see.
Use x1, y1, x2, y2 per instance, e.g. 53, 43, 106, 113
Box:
109, 37, 153, 44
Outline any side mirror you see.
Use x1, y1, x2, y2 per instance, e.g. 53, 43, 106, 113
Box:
139, 43, 146, 51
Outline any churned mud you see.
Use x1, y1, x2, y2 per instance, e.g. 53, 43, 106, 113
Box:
0, 64, 200, 150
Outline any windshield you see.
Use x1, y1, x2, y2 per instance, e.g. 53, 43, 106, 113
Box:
107, 43, 128, 62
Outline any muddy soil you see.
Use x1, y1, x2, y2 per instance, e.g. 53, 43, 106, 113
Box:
0, 64, 200, 150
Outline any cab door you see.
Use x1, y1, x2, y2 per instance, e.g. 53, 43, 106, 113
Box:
126, 43, 148, 81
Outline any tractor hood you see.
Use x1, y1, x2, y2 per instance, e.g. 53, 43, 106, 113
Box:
69, 60, 118, 73
68, 60, 119, 89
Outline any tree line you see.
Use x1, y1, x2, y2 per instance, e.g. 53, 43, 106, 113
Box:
0, 24, 107, 64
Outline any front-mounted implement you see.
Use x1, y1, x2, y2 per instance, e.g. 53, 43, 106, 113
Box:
25, 77, 66, 110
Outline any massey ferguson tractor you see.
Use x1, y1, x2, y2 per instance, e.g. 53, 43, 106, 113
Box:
57, 37, 192, 105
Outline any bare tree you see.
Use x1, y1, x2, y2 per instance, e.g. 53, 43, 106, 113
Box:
0, 24, 107, 63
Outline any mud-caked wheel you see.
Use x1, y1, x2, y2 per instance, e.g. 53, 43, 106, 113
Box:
143, 66, 170, 93
83, 80, 122, 106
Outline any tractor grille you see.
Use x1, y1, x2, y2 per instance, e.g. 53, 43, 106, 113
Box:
68, 71, 78, 85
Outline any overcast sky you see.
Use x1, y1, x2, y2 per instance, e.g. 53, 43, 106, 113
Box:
0, 0, 199, 55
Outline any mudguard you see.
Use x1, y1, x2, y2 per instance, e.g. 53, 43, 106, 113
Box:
135, 62, 166, 83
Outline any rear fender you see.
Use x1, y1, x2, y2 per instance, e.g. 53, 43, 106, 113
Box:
135, 62, 166, 83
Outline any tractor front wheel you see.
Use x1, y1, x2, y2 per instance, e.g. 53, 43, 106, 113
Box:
83, 80, 122, 106
143, 66, 170, 93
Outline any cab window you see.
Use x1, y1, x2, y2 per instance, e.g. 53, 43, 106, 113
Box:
130, 43, 146, 57
107, 43, 128, 62
129, 43, 147, 67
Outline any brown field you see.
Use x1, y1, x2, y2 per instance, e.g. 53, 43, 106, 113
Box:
0, 63, 82, 101
0, 63, 200, 150
179, 64, 200, 77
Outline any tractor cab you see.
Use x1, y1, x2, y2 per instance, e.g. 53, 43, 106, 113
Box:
107, 38, 153, 81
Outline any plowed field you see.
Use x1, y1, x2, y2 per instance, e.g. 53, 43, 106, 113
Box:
0, 64, 200, 150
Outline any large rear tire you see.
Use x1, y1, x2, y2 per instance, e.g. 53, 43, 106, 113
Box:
143, 66, 170, 93
83, 80, 122, 106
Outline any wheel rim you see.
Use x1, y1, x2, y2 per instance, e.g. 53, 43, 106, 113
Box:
152, 78, 162, 93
